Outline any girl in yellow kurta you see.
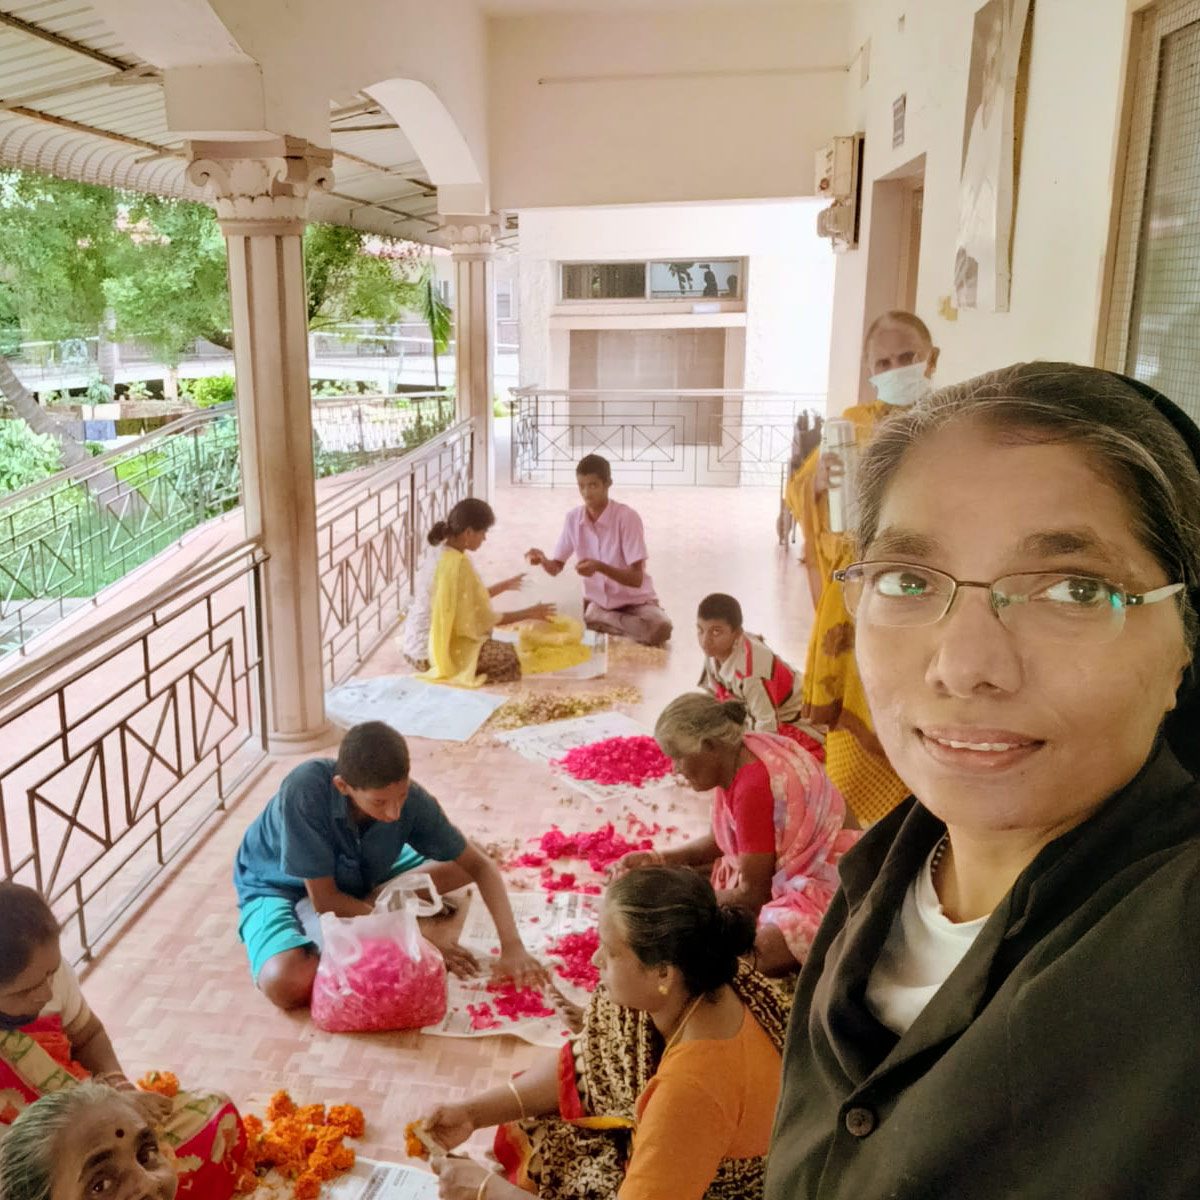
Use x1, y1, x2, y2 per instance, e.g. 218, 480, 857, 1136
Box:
786, 311, 939, 824
422, 498, 555, 687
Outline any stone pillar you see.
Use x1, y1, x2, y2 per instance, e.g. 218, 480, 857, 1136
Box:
446, 217, 498, 500
187, 137, 333, 753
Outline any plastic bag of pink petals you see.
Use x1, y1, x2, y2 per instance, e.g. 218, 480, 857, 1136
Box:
310, 875, 448, 1033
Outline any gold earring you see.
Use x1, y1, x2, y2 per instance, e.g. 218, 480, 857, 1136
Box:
658, 983, 669, 996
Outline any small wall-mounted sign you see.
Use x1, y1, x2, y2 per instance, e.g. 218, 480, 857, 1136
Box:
893, 93, 907, 149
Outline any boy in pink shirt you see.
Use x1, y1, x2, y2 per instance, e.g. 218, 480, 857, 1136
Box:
526, 454, 673, 646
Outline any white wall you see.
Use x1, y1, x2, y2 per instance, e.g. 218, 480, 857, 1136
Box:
201, 0, 492, 202
488, 3, 851, 209
516, 200, 836, 395
828, 0, 1141, 408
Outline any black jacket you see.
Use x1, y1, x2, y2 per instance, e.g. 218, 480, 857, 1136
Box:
765, 741, 1200, 1199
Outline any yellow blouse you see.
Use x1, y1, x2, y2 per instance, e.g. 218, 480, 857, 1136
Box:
422, 547, 494, 688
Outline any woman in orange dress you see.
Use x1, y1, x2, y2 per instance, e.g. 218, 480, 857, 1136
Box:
422, 867, 785, 1200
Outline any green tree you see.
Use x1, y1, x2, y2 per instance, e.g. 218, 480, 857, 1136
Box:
416, 267, 452, 388
304, 223, 421, 329
0, 171, 119, 341
104, 195, 232, 362
0, 171, 423, 510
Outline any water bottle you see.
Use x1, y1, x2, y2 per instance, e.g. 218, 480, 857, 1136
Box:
821, 418, 858, 534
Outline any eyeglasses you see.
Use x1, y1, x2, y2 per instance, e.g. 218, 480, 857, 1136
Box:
833, 561, 1185, 644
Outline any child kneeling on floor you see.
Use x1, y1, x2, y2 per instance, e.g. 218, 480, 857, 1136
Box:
233, 720, 547, 1010
0, 883, 245, 1199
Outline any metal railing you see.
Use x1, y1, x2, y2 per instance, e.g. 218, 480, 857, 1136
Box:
0, 392, 454, 657
317, 419, 474, 685
0, 544, 267, 963
509, 386, 824, 487
0, 419, 478, 962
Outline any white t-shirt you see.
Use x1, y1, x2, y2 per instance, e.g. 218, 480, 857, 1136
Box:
39, 960, 92, 1039
864, 846, 989, 1036
400, 549, 443, 662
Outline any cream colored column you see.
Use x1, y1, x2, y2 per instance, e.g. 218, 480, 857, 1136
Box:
446, 217, 498, 500
187, 138, 333, 753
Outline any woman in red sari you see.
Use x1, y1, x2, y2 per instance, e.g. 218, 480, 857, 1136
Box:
613, 693, 858, 975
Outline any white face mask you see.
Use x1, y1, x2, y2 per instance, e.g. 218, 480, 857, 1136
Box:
870, 361, 934, 407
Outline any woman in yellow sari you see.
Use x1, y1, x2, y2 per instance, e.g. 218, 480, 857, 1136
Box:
423, 498, 556, 687
785, 311, 938, 824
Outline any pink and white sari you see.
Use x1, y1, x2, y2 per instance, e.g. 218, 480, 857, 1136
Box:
711, 732, 858, 962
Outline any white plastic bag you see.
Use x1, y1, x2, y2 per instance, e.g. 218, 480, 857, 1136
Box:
310, 873, 448, 1032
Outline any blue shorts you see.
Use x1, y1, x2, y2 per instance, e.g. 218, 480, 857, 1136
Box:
238, 846, 428, 981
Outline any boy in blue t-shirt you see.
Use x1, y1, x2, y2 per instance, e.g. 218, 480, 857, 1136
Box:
233, 720, 546, 1010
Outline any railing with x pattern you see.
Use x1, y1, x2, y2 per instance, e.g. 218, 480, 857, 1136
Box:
0, 418, 477, 961
0, 545, 267, 964
0, 391, 454, 658
317, 419, 474, 685
509, 387, 824, 487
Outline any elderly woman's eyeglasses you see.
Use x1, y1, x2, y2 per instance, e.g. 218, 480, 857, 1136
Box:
833, 561, 1185, 644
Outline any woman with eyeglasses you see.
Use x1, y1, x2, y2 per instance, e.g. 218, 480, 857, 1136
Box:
764, 364, 1200, 1198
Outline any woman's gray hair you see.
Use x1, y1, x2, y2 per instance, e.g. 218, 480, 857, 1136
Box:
654, 693, 746, 758
855, 362, 1200, 650
0, 1084, 131, 1200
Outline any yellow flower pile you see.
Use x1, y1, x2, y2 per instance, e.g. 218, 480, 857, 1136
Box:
486, 685, 642, 732
515, 616, 592, 675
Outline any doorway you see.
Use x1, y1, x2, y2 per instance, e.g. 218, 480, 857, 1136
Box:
859, 154, 927, 403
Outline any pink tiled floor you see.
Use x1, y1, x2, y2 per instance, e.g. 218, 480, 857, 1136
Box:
75, 476, 813, 1164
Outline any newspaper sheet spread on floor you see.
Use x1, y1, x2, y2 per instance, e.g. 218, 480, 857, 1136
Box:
323, 1158, 437, 1200
325, 676, 506, 742
242, 1157, 436, 1200
422, 888, 599, 1048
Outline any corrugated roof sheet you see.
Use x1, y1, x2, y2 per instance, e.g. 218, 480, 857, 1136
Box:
0, 1, 446, 243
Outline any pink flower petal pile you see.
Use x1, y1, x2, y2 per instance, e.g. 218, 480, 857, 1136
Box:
553, 736, 673, 788
466, 1002, 501, 1030
311, 937, 447, 1033
511, 823, 656, 873
486, 980, 556, 1020
539, 867, 601, 895
546, 929, 601, 992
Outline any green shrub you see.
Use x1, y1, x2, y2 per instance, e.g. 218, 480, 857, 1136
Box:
0, 420, 62, 493
188, 374, 235, 408
86, 375, 113, 404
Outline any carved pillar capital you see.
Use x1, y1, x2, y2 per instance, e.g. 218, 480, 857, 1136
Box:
185, 136, 333, 236
444, 215, 500, 259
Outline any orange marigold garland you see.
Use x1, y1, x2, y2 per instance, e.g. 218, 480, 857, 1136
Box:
136, 1070, 180, 1098
403, 1121, 431, 1161
266, 1091, 297, 1121
237, 1090, 365, 1199
327, 1105, 365, 1139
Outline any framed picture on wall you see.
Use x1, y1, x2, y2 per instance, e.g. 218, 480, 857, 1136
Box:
954, 0, 1033, 312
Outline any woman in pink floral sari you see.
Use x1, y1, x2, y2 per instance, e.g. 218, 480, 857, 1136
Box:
0, 883, 244, 1200
612, 693, 858, 976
